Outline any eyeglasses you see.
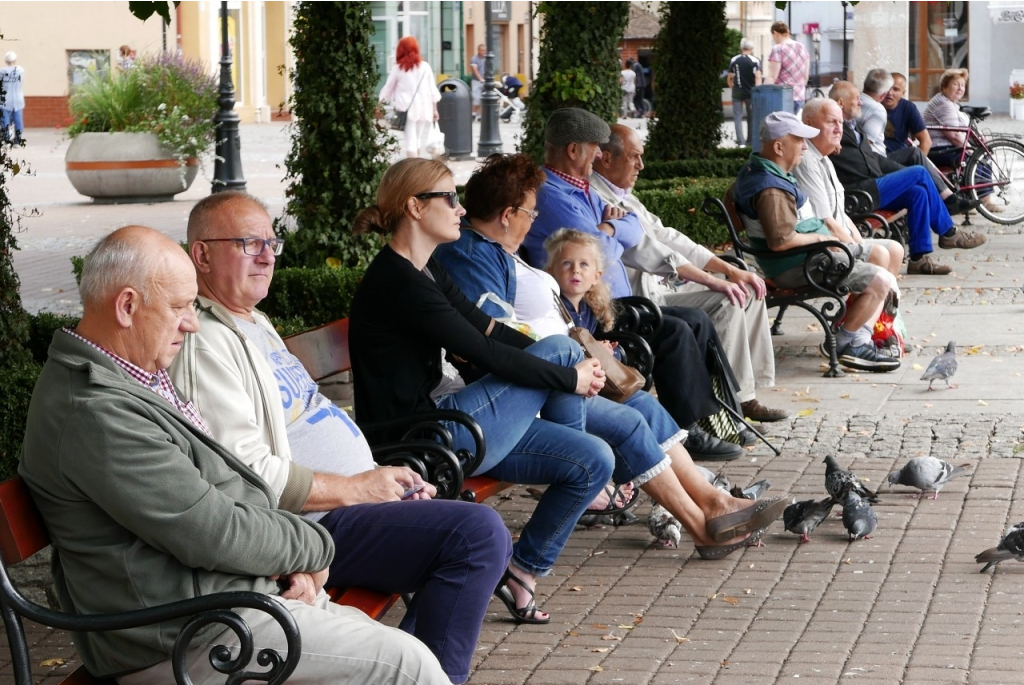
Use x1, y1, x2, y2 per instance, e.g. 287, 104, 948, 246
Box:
512, 206, 540, 221
414, 191, 460, 208
202, 237, 285, 256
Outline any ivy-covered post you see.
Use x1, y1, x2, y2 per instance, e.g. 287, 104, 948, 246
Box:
279, 1, 390, 268
519, 1, 629, 162
646, 2, 729, 161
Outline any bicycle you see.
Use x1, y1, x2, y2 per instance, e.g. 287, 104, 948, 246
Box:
926, 104, 1024, 225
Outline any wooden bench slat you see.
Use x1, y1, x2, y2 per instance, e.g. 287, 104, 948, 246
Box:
0, 477, 50, 566
327, 586, 401, 621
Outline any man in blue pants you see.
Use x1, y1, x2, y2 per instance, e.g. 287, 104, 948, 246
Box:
827, 80, 985, 276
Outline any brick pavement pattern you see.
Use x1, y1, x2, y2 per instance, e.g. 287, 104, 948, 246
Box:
5, 116, 1024, 684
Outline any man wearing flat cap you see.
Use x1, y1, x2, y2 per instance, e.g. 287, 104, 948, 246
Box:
522, 107, 748, 461
733, 111, 899, 372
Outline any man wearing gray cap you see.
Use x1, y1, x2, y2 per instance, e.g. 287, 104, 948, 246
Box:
522, 107, 747, 461
733, 111, 899, 372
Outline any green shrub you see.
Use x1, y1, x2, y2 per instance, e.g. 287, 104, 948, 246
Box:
28, 312, 80, 363
519, 2, 629, 161
280, 1, 390, 268
633, 177, 733, 248
639, 157, 746, 181
647, 3, 728, 160
259, 265, 365, 331
0, 363, 42, 481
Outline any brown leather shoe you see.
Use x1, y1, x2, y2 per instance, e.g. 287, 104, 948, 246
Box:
938, 229, 986, 250
907, 255, 952, 275
740, 399, 789, 423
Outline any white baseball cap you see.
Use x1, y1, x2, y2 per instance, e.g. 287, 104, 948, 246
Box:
762, 111, 819, 140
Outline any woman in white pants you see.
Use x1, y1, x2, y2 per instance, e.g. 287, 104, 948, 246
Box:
380, 36, 440, 158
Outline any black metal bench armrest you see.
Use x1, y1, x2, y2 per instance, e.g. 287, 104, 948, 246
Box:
613, 296, 663, 340
360, 410, 487, 479
844, 189, 876, 215
372, 440, 464, 500
592, 329, 656, 391
717, 253, 750, 271
848, 211, 894, 239
0, 577, 299, 685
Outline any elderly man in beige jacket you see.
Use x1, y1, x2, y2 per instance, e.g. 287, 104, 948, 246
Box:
591, 124, 786, 424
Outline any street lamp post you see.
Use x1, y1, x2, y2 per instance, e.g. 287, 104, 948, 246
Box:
212, 0, 246, 193
841, 1, 849, 82
476, 2, 502, 158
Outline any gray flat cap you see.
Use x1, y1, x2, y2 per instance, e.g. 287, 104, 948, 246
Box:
544, 108, 610, 146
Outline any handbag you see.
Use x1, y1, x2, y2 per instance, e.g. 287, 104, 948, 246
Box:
553, 295, 643, 403
390, 66, 428, 132
425, 123, 446, 156
568, 326, 645, 403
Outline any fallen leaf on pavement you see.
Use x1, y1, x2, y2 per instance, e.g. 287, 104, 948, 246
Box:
40, 659, 66, 668
796, 409, 814, 417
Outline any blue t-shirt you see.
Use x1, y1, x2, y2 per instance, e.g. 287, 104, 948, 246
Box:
884, 98, 926, 154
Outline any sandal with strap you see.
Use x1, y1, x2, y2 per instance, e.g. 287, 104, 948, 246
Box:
493, 569, 551, 624
578, 483, 641, 527
695, 527, 767, 560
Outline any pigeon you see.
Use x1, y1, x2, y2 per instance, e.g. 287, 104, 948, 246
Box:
730, 479, 772, 500
783, 497, 837, 543
695, 465, 732, 494
885, 457, 969, 499
842, 491, 877, 541
921, 340, 958, 390
648, 502, 682, 548
976, 522, 1024, 572
824, 455, 880, 504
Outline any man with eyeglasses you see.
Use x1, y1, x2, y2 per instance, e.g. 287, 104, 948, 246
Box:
168, 191, 511, 684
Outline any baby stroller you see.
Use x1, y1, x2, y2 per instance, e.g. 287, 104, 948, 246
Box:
497, 74, 526, 124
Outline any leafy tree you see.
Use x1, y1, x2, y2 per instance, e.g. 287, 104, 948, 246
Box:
0, 59, 31, 367
519, 1, 629, 162
279, 1, 389, 267
646, 2, 728, 161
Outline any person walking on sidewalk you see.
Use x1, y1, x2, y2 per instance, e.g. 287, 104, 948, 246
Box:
765, 22, 809, 114
1, 52, 26, 146
728, 39, 762, 146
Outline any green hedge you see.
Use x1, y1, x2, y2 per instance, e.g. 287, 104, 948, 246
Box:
259, 265, 364, 333
0, 362, 41, 481
633, 177, 733, 248
639, 156, 747, 181
28, 312, 80, 363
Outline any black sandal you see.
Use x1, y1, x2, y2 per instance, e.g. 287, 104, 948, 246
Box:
578, 483, 642, 526
493, 569, 551, 624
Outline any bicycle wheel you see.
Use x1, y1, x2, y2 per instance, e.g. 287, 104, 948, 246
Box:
965, 139, 1024, 225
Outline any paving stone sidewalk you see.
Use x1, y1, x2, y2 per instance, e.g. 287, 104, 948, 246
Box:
4, 117, 1024, 684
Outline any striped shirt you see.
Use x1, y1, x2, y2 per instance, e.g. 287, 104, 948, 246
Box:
62, 328, 211, 435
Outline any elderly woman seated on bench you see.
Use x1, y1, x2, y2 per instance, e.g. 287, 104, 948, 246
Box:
169, 191, 511, 685
732, 111, 900, 373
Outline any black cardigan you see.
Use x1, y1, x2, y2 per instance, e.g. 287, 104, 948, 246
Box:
349, 245, 578, 425
829, 120, 906, 209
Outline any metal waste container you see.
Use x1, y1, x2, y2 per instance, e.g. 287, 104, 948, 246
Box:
750, 84, 794, 153
438, 78, 472, 159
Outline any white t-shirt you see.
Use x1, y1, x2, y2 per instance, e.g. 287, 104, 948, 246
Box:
0, 66, 25, 111
512, 256, 572, 339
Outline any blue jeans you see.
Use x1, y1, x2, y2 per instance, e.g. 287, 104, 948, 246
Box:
436, 335, 614, 576
586, 392, 684, 486
732, 97, 751, 146
318, 500, 511, 683
1, 108, 22, 142
876, 165, 954, 257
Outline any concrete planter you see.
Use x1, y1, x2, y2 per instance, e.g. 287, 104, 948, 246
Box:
1012, 99, 1024, 121
65, 132, 199, 203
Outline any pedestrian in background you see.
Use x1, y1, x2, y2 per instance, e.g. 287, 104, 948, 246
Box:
765, 22, 809, 114
620, 59, 636, 118
469, 43, 486, 122
379, 36, 440, 159
727, 39, 762, 146
1, 51, 26, 146
631, 58, 646, 118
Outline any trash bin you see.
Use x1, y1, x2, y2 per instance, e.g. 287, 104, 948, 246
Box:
438, 78, 472, 159
750, 84, 794, 153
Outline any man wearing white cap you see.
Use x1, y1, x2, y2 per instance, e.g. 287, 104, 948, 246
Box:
0, 52, 25, 145
733, 111, 899, 372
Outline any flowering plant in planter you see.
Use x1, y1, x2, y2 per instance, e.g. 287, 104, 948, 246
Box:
67, 53, 218, 167
1011, 82, 1024, 99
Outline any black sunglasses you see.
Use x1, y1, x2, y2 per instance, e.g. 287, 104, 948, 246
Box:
415, 191, 460, 209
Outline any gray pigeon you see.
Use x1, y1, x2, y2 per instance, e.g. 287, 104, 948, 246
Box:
648, 502, 682, 548
886, 457, 969, 499
842, 491, 877, 541
921, 341, 958, 390
695, 465, 732, 493
976, 522, 1024, 573
824, 455, 880, 504
783, 497, 837, 543
730, 479, 772, 500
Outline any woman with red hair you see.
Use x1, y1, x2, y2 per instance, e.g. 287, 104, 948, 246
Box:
380, 36, 441, 158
